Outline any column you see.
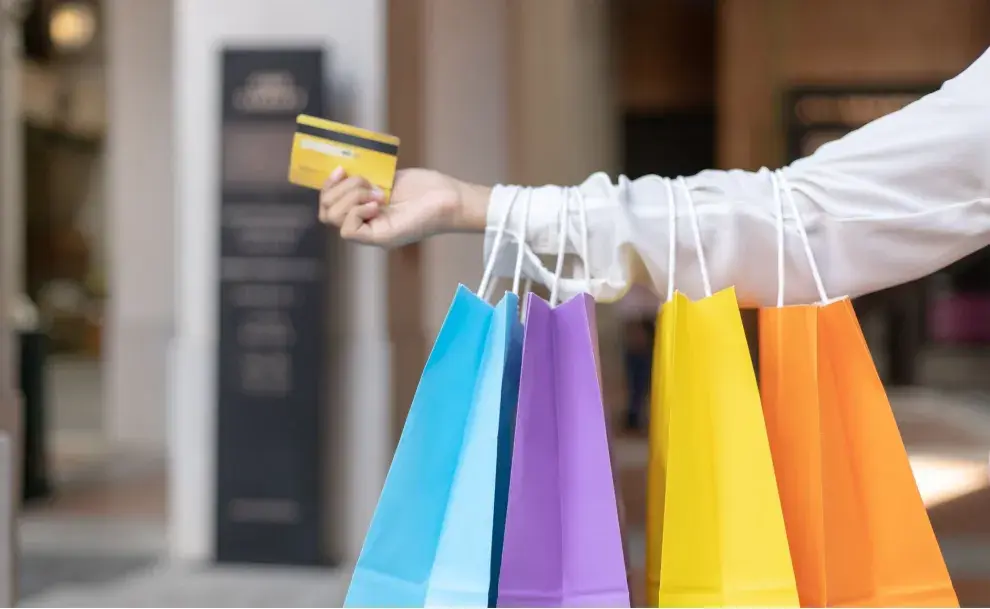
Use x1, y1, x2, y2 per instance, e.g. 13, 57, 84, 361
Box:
715, 0, 784, 368
507, 0, 618, 185
104, 0, 173, 453
420, 0, 511, 336
385, 0, 426, 441
0, 0, 27, 603
168, 0, 389, 562
505, 0, 623, 371
416, 0, 620, 334
715, 0, 782, 171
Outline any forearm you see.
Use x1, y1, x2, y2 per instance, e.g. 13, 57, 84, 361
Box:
476, 77, 990, 305
450, 180, 492, 233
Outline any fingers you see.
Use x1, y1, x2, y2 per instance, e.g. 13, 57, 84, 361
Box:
318, 167, 385, 226
325, 183, 384, 227
340, 202, 382, 240
317, 166, 346, 224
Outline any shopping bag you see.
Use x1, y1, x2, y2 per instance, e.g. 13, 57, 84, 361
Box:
497, 192, 630, 607
759, 172, 957, 607
655, 177, 799, 607
497, 291, 629, 607
345, 193, 529, 608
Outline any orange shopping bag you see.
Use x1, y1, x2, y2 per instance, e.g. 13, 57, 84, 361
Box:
758, 171, 957, 608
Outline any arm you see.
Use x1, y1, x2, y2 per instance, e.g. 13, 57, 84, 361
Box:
474, 52, 990, 306
321, 48, 990, 305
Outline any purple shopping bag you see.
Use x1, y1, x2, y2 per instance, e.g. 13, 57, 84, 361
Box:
497, 291, 630, 607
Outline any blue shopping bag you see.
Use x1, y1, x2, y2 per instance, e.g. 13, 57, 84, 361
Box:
345, 193, 530, 607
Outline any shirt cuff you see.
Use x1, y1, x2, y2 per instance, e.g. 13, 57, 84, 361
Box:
481, 175, 636, 303
482, 184, 567, 285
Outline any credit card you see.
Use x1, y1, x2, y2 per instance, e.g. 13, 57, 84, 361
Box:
288, 115, 400, 200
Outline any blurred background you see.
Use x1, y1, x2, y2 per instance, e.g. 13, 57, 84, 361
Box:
0, 0, 987, 606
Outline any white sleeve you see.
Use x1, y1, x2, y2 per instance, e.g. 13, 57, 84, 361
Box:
484, 48, 990, 306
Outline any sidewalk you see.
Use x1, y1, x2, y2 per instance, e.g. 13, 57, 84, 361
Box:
19, 387, 990, 607
618, 387, 990, 607
22, 563, 349, 608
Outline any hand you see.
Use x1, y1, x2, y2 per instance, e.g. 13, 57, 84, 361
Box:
319, 167, 490, 247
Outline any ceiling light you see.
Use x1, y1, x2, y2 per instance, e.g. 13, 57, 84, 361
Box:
49, 2, 96, 54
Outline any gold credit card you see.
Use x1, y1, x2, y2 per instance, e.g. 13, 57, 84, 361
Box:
288, 115, 400, 200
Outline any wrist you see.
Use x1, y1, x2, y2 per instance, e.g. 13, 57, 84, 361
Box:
452, 180, 491, 233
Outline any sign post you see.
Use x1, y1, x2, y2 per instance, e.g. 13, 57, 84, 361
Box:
216, 48, 328, 565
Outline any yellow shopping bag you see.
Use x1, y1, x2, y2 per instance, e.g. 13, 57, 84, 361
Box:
649, 178, 799, 607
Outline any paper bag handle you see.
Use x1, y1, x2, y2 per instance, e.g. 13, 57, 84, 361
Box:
548, 187, 572, 307
662, 177, 677, 303
547, 185, 593, 307
675, 176, 713, 298
773, 170, 830, 304
479, 188, 532, 302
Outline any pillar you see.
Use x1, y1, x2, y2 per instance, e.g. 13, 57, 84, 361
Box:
715, 0, 786, 365
0, 0, 28, 602
715, 0, 783, 171
104, 0, 173, 453
419, 0, 511, 337
385, 0, 426, 442
508, 0, 618, 185
506, 0, 623, 381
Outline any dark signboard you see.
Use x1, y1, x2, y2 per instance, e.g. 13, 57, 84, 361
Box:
216, 48, 327, 565
784, 85, 935, 162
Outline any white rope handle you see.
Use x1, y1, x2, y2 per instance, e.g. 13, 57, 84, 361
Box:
676, 177, 712, 298
481, 189, 533, 303
776, 170, 829, 303
578, 186, 591, 289
548, 186, 572, 307
663, 177, 676, 303
769, 171, 785, 308
511, 189, 533, 295
478, 188, 521, 298
518, 276, 534, 323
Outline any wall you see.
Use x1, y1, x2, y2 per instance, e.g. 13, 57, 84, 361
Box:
168, 0, 388, 561
614, 0, 714, 112
717, 0, 990, 169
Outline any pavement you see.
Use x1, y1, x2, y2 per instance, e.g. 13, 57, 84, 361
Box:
17, 357, 990, 607
21, 563, 349, 608
617, 387, 990, 607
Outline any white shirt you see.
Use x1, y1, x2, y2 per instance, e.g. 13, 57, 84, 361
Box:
483, 47, 990, 306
